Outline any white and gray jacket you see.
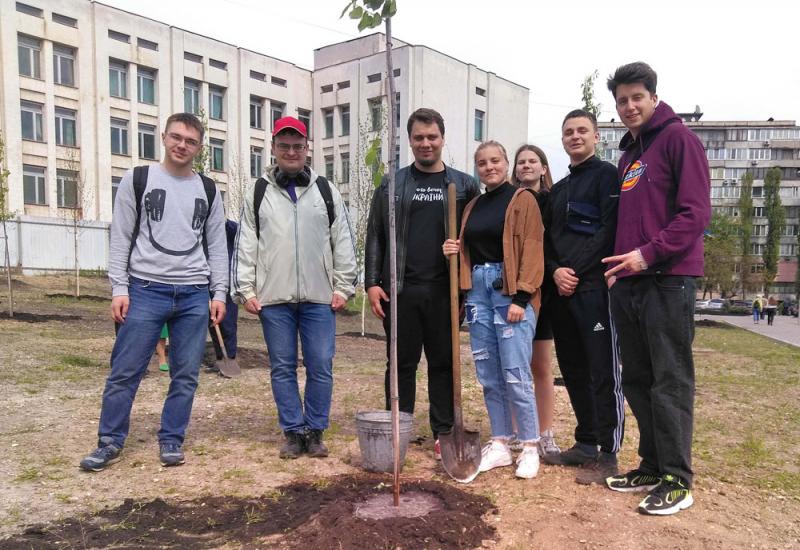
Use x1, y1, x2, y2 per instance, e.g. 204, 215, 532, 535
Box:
231, 166, 357, 306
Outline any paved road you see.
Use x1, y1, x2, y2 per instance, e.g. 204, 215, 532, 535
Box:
696, 312, 800, 348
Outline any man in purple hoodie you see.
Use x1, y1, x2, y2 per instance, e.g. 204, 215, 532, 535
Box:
601, 62, 710, 516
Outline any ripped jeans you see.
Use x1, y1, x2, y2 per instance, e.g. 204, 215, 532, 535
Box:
466, 263, 540, 442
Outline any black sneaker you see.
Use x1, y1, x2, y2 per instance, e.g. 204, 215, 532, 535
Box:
79, 437, 122, 472
306, 429, 329, 458
159, 443, 185, 467
575, 453, 618, 485
279, 431, 306, 459
606, 468, 662, 493
541, 444, 597, 466
637, 474, 693, 515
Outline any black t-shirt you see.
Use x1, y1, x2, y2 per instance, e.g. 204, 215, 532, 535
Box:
464, 182, 515, 265
404, 166, 447, 285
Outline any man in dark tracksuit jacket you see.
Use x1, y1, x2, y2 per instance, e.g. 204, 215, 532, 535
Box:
603, 62, 710, 516
365, 108, 479, 458
542, 109, 625, 485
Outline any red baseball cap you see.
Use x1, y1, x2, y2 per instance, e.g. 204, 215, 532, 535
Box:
272, 116, 307, 138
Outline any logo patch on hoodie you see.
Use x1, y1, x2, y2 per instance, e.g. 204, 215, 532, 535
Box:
621, 160, 646, 192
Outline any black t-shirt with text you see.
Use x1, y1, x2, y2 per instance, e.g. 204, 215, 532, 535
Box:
404, 166, 447, 286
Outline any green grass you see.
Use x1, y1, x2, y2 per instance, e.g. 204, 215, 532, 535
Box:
59, 354, 101, 368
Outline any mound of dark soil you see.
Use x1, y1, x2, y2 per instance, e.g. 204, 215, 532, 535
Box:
0, 475, 496, 549
46, 293, 108, 302
0, 311, 81, 323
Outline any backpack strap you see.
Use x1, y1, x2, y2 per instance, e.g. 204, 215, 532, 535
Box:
129, 165, 149, 261
315, 176, 336, 229
252, 175, 336, 242
253, 177, 269, 241
199, 173, 217, 258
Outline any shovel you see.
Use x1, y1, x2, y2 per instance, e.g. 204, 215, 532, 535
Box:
439, 183, 482, 483
213, 324, 241, 378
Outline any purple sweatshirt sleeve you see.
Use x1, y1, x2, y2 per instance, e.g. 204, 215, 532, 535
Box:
638, 132, 711, 267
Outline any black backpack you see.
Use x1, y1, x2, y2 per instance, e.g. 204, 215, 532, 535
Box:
253, 175, 335, 240
129, 165, 217, 258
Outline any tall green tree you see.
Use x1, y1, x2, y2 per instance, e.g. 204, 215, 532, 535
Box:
703, 213, 740, 298
192, 108, 210, 175
763, 167, 785, 289
737, 172, 754, 296
581, 70, 601, 120
0, 132, 13, 317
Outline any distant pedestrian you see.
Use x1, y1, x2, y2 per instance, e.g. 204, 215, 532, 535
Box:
766, 296, 778, 326
752, 298, 762, 324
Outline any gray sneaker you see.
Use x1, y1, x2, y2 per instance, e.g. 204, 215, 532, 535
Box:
537, 429, 561, 457
79, 437, 122, 472
159, 443, 185, 467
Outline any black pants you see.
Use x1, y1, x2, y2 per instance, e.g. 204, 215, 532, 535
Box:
610, 275, 695, 486
550, 288, 624, 454
382, 283, 453, 437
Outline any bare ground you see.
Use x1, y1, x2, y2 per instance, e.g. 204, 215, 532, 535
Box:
0, 275, 798, 549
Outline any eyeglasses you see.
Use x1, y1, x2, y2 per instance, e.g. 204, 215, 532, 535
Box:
165, 133, 200, 148
275, 142, 307, 153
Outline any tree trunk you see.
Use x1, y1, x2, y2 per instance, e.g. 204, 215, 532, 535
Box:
360, 285, 366, 337
2, 218, 12, 317
384, 17, 400, 508
74, 219, 81, 298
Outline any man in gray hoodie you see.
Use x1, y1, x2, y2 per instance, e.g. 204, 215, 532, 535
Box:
80, 112, 228, 472
232, 117, 357, 459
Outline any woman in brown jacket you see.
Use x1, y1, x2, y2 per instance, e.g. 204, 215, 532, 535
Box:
443, 140, 544, 479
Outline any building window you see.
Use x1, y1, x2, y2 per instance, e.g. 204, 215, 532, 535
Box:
138, 123, 157, 160
321, 84, 333, 93
752, 225, 767, 237
752, 186, 763, 198
110, 118, 129, 155
340, 153, 350, 184
367, 73, 381, 83
250, 70, 266, 82
55, 107, 77, 146
297, 109, 311, 138
18, 35, 41, 78
474, 109, 485, 141
753, 206, 764, 217
184, 79, 200, 115
209, 58, 227, 70
476, 87, 486, 97
393, 68, 401, 77
137, 68, 156, 105
270, 102, 285, 130
137, 37, 158, 51
210, 138, 224, 171
57, 169, 79, 208
184, 51, 202, 63
323, 108, 334, 139
16, 2, 42, 17
325, 155, 334, 181
21, 101, 44, 142
271, 76, 287, 87
250, 146, 263, 178
53, 45, 76, 86
250, 96, 263, 129
337, 80, 350, 90
209, 86, 225, 120
340, 104, 350, 137
23, 164, 46, 205
108, 29, 130, 43
109, 60, 128, 98
395, 92, 400, 129
369, 98, 382, 132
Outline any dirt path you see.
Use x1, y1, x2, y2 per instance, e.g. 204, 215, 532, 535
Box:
0, 276, 798, 548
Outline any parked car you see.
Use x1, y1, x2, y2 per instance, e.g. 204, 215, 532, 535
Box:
731, 300, 753, 309
695, 299, 710, 311
707, 299, 728, 310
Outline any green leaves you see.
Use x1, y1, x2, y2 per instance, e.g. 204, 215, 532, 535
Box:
365, 137, 385, 188
342, 0, 395, 30
348, 5, 363, 18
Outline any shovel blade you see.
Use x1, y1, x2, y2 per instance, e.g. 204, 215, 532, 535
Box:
439, 428, 482, 483
216, 358, 241, 378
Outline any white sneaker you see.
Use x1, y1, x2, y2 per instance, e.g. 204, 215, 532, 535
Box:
478, 440, 513, 472
515, 446, 540, 479
537, 429, 561, 457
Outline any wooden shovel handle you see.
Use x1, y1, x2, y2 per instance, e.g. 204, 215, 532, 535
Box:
447, 183, 464, 430
213, 323, 229, 360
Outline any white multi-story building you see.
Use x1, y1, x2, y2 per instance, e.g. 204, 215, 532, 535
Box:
598, 115, 800, 297
0, 0, 528, 272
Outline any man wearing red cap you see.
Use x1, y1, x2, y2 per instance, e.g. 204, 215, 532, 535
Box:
232, 116, 357, 458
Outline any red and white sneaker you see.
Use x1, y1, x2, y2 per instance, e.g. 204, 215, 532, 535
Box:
434, 439, 442, 460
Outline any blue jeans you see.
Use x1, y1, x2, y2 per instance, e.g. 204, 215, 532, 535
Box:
98, 277, 209, 448
465, 263, 540, 442
259, 303, 336, 432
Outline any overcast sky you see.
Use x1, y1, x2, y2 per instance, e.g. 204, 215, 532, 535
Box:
102, 0, 800, 178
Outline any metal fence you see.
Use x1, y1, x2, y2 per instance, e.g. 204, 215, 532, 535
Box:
0, 216, 110, 274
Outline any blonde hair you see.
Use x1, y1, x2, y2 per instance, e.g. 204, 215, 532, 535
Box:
474, 140, 509, 164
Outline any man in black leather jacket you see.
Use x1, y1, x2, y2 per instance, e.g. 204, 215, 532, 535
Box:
365, 108, 480, 459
